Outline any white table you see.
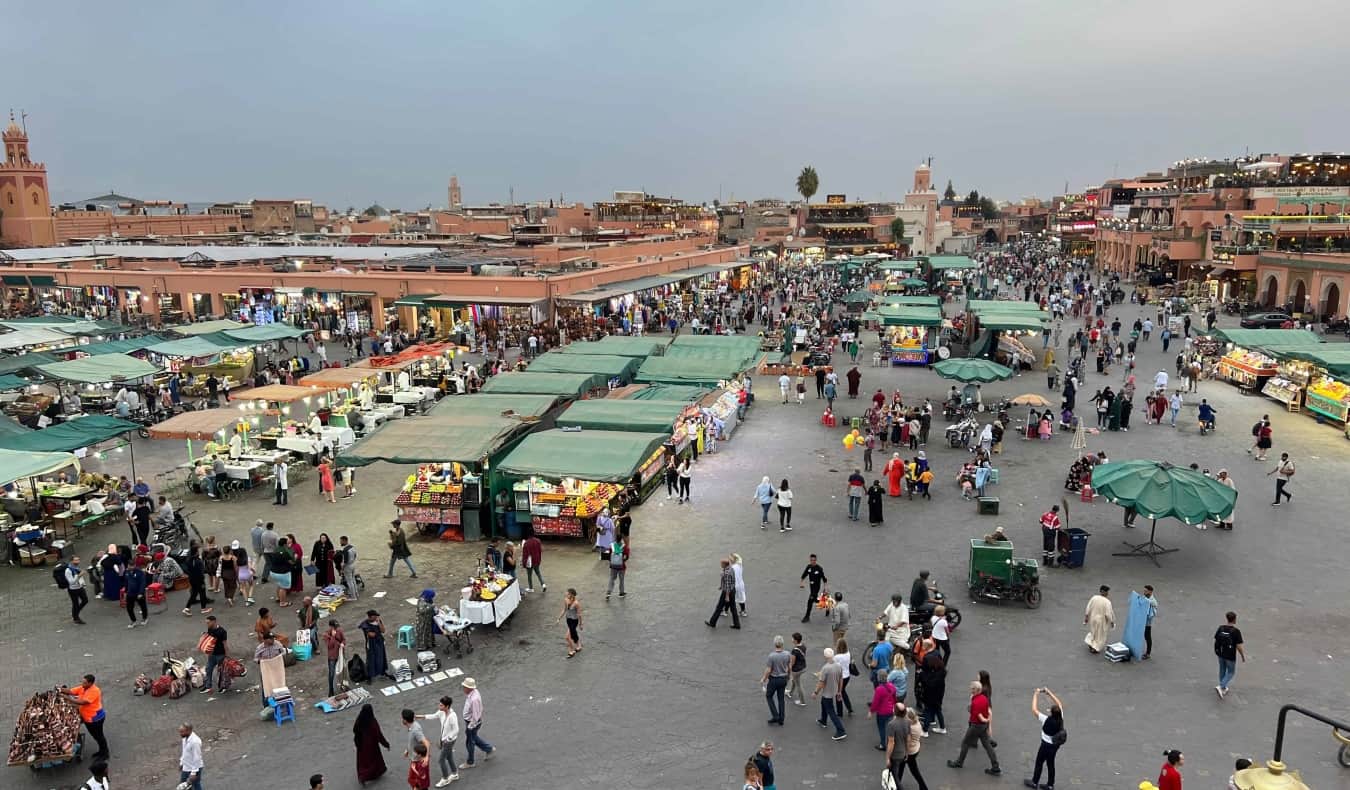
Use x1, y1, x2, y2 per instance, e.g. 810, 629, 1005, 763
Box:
458, 579, 522, 627
276, 434, 331, 456
239, 450, 289, 465
365, 404, 403, 421
319, 425, 356, 450
219, 461, 263, 481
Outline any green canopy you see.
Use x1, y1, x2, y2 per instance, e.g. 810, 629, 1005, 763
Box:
882, 296, 942, 307
1092, 460, 1238, 564
35, 353, 159, 383
623, 384, 712, 402
556, 399, 688, 432
557, 336, 667, 358
842, 289, 875, 304
1207, 328, 1324, 349
879, 260, 920, 272
635, 356, 750, 386
496, 429, 669, 483
337, 413, 531, 467
0, 374, 31, 391
479, 371, 605, 397
148, 333, 242, 358
899, 278, 927, 288
933, 358, 1013, 383
871, 305, 943, 327
430, 393, 561, 419
976, 313, 1050, 331
0, 352, 57, 376
525, 352, 641, 381
79, 334, 166, 356
224, 324, 308, 343
928, 255, 977, 270
1276, 345, 1350, 377
666, 335, 764, 370
0, 447, 79, 487
170, 319, 250, 336
0, 326, 73, 350
0, 416, 32, 439
966, 299, 1046, 315
0, 414, 140, 453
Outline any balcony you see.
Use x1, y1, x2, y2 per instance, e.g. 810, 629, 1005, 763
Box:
1150, 237, 1203, 260
1211, 244, 1264, 256
1241, 215, 1350, 232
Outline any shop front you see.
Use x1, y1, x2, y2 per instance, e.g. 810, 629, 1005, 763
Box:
554, 274, 686, 339
1208, 328, 1327, 395
865, 305, 942, 366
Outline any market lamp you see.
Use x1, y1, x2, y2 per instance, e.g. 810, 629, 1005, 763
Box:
1231, 761, 1307, 790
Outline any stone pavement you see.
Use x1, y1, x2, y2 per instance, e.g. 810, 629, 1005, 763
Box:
3, 315, 1348, 789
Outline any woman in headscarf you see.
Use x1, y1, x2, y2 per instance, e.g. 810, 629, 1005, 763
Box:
353, 703, 390, 784
867, 480, 885, 527
359, 609, 391, 681
915, 451, 929, 476
593, 508, 615, 556
884, 453, 905, 497
846, 365, 861, 399
414, 589, 437, 650
286, 533, 304, 596
99, 544, 124, 601
311, 533, 336, 589
978, 424, 994, 455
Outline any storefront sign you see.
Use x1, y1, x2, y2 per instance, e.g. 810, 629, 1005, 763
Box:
1250, 186, 1350, 199
826, 195, 847, 204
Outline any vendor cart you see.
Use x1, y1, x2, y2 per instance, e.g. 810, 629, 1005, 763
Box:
968, 538, 1042, 608
8, 689, 85, 773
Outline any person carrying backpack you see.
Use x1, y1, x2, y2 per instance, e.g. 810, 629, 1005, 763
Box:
57, 556, 90, 625
1028, 687, 1066, 790
605, 537, 629, 600
1213, 611, 1246, 699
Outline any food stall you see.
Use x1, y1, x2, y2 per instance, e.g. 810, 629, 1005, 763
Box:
866, 305, 943, 366
147, 407, 280, 486
297, 367, 392, 432
0, 448, 82, 566
1305, 375, 1350, 423
557, 336, 667, 358
229, 383, 348, 458
1216, 347, 1278, 392
459, 568, 522, 628
556, 398, 699, 489
525, 351, 641, 389
358, 342, 462, 390
479, 371, 607, 400
147, 333, 252, 380
496, 429, 670, 539
1208, 328, 1326, 393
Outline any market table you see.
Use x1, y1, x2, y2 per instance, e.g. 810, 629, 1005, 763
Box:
459, 577, 521, 627
319, 424, 356, 450
273, 434, 332, 457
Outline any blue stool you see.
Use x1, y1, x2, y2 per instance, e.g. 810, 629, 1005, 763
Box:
397, 625, 415, 650
268, 697, 295, 727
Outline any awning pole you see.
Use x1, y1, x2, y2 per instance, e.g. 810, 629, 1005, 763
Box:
129, 439, 137, 481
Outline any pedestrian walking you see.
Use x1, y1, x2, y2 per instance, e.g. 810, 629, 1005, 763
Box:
830, 591, 850, 644
273, 459, 289, 505
799, 554, 827, 623
178, 723, 205, 790
200, 615, 228, 693
761, 635, 791, 725
676, 457, 692, 503
124, 559, 149, 627
1168, 391, 1182, 427
751, 742, 775, 790
458, 678, 496, 769
64, 674, 110, 761
1158, 750, 1184, 790
1082, 585, 1115, 654
1214, 611, 1246, 698
521, 530, 546, 592
1252, 417, 1273, 461
1027, 687, 1066, 790
812, 648, 847, 740
354, 703, 391, 784
338, 536, 359, 601
867, 480, 885, 527
787, 633, 808, 707
61, 555, 90, 624
665, 455, 679, 499
1213, 470, 1236, 529
1141, 585, 1158, 659
833, 637, 856, 717
754, 476, 774, 528
323, 619, 346, 697
916, 639, 947, 735
1267, 453, 1294, 506
946, 680, 1001, 775
863, 431, 876, 472
867, 671, 898, 750
385, 520, 418, 578
778, 373, 790, 404
775, 479, 794, 531
887, 704, 930, 790
706, 558, 741, 629
731, 553, 747, 615
183, 545, 213, 616
846, 469, 865, 521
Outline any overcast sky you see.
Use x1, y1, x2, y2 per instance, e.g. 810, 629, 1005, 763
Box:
9, 1, 1350, 210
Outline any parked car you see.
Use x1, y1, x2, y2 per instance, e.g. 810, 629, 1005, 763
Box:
1240, 312, 1293, 329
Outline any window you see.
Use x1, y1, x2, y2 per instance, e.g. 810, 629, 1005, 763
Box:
6, 193, 12, 205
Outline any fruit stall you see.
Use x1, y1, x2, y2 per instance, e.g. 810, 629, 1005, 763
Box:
1306, 376, 1350, 423
459, 568, 521, 627
496, 429, 672, 540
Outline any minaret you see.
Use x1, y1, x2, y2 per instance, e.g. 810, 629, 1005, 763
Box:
448, 176, 462, 211
0, 112, 55, 246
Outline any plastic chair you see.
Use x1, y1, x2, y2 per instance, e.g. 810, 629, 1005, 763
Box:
396, 624, 415, 649
268, 697, 295, 727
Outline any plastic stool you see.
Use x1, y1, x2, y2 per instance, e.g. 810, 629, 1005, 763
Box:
1080, 484, 1094, 502
397, 625, 415, 649
268, 697, 295, 727
850, 417, 862, 430
146, 583, 166, 605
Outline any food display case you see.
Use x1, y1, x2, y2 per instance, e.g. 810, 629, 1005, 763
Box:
706, 388, 743, 437
395, 464, 471, 540
512, 478, 622, 538
1216, 349, 1276, 389
1306, 376, 1350, 422
883, 325, 932, 366
1260, 377, 1303, 411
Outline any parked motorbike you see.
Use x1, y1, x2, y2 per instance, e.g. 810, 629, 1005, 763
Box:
945, 417, 977, 449
1322, 317, 1350, 335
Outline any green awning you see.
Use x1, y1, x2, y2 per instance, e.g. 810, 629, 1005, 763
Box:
496, 429, 669, 483
966, 300, 1046, 315
148, 333, 241, 358
337, 413, 531, 468
525, 352, 641, 380
35, 353, 160, 384
0, 448, 79, 487
623, 384, 712, 402
556, 399, 689, 432
393, 293, 439, 307
170, 319, 250, 336
2, 275, 29, 286
635, 356, 750, 386
1278, 346, 1350, 376
0, 351, 57, 376
1208, 328, 1324, 349
28, 275, 57, 287
928, 255, 977, 270
479, 371, 606, 397
878, 260, 920, 272
976, 314, 1050, 331
0, 374, 31, 391
557, 336, 667, 358
0, 327, 74, 349
872, 305, 943, 327
80, 334, 166, 356
842, 289, 875, 303
224, 324, 307, 343
555, 274, 684, 304
0, 414, 140, 453
0, 416, 31, 439
429, 393, 562, 419
883, 296, 942, 307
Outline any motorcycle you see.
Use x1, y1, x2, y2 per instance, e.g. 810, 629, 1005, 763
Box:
907, 587, 962, 652
1322, 317, 1350, 335
945, 417, 977, 449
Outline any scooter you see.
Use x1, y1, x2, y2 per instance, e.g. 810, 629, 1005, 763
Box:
945, 417, 977, 449
907, 587, 962, 652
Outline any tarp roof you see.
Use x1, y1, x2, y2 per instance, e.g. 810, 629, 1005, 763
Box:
878, 260, 920, 271
0, 351, 57, 376
966, 300, 1047, 315
0, 374, 32, 390
224, 324, 308, 343
1270, 345, 1350, 376
868, 305, 943, 327
557, 336, 667, 358
79, 334, 166, 356
36, 353, 159, 383
621, 384, 712, 402
229, 383, 333, 402
976, 314, 1050, 331
556, 399, 689, 432
338, 413, 531, 467
0, 414, 139, 453
297, 367, 382, 388
170, 319, 250, 336
429, 393, 561, 419
495, 429, 669, 482
0, 318, 122, 336
525, 352, 641, 380
882, 296, 942, 307
147, 408, 247, 441
1208, 328, 1324, 349
554, 274, 684, 303
479, 371, 605, 397
0, 326, 74, 350
842, 289, 875, 303
147, 333, 241, 358
0, 447, 79, 487
0, 416, 32, 439
635, 355, 750, 385
928, 255, 978, 270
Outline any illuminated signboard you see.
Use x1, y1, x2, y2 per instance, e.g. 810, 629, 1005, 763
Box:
826, 195, 847, 204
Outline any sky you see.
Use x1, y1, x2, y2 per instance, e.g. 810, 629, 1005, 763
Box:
8, 1, 1350, 211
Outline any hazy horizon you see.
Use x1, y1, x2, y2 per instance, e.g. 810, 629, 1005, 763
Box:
9, 1, 1350, 211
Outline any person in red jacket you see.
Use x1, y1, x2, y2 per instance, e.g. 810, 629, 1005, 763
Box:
520, 531, 546, 593
1158, 749, 1184, 790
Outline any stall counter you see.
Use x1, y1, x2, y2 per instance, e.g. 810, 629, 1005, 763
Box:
459, 577, 521, 627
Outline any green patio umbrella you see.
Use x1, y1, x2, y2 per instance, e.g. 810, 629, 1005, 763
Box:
1092, 460, 1238, 565
932, 358, 1013, 383
900, 278, 927, 288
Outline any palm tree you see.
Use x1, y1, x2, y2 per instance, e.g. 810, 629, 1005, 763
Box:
889, 217, 906, 247
796, 166, 819, 207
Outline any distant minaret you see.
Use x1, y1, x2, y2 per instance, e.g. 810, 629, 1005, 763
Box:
448, 176, 462, 210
